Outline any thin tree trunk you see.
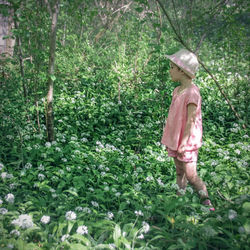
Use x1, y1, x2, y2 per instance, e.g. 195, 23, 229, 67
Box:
62, 21, 66, 46
156, 2, 162, 43
13, 12, 27, 99
45, 0, 60, 142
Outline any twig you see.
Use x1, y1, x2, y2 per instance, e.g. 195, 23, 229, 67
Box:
44, 0, 52, 16
194, 33, 206, 54
217, 190, 234, 204
112, 1, 132, 15
155, 0, 246, 129
152, 225, 162, 230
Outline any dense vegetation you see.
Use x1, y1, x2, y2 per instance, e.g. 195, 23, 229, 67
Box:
0, 0, 249, 249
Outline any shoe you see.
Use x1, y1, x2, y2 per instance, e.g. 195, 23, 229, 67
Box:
202, 199, 215, 211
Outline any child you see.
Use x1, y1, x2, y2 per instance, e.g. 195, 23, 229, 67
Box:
161, 49, 214, 210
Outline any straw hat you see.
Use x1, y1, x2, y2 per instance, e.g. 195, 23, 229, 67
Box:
166, 49, 199, 78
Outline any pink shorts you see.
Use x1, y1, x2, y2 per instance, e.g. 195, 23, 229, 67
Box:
167, 148, 198, 162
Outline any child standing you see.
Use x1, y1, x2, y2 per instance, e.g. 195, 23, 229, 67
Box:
161, 49, 214, 210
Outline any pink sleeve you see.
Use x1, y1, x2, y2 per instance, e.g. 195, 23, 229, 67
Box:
173, 87, 179, 97
186, 88, 200, 106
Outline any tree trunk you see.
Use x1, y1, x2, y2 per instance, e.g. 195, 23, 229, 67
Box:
46, 0, 60, 142
13, 11, 27, 99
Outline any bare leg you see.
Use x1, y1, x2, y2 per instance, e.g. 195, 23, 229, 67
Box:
183, 161, 208, 199
174, 158, 188, 194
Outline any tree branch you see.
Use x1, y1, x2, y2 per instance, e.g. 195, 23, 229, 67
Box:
155, 0, 246, 129
44, 0, 52, 16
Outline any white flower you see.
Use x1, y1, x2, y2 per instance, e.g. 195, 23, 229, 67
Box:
228, 209, 237, 220
202, 225, 217, 237
25, 163, 32, 169
0, 208, 8, 214
82, 207, 91, 214
7, 244, 14, 249
171, 183, 179, 190
107, 212, 114, 220
1, 172, 7, 179
235, 149, 241, 155
58, 169, 64, 175
10, 229, 20, 237
186, 187, 193, 194
76, 225, 88, 235
24, 135, 30, 140
142, 221, 150, 233
146, 176, 153, 181
115, 192, 121, 197
136, 167, 143, 172
65, 211, 77, 220
41, 215, 50, 224
137, 234, 144, 239
38, 173, 45, 181
104, 186, 109, 191
5, 193, 14, 204
55, 147, 61, 152
7, 173, 13, 179
75, 206, 83, 212
134, 183, 141, 191
81, 137, 88, 142
178, 189, 186, 195
61, 234, 70, 242
45, 142, 51, 147
91, 201, 99, 207
12, 214, 34, 229
38, 164, 45, 171
135, 210, 144, 216
157, 178, 164, 186
211, 160, 218, 166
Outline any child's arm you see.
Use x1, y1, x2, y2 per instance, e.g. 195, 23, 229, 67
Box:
177, 103, 197, 155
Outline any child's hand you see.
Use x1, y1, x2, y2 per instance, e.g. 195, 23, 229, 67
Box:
177, 144, 186, 156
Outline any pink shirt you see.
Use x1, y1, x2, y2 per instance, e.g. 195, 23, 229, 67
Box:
161, 84, 202, 151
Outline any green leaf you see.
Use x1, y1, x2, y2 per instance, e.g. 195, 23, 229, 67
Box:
63, 189, 78, 197
71, 234, 91, 246
242, 202, 250, 216
135, 7, 143, 13
50, 75, 56, 81
70, 243, 88, 250
113, 224, 121, 246
67, 220, 76, 234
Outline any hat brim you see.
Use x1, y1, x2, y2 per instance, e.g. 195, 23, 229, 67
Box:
165, 54, 195, 79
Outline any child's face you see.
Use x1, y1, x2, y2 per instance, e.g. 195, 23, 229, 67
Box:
169, 62, 182, 82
